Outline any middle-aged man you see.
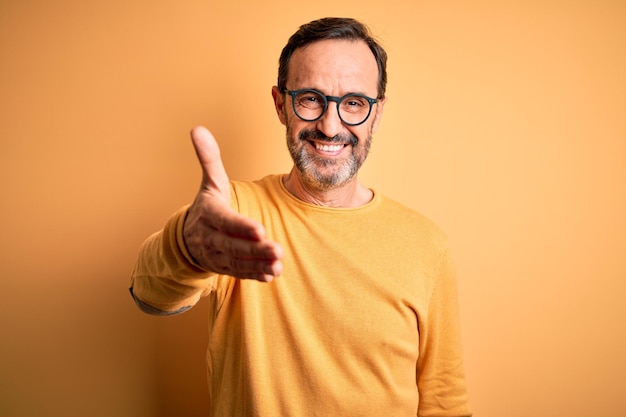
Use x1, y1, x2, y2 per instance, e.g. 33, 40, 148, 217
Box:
130, 17, 472, 417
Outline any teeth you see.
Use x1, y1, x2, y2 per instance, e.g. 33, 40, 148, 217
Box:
315, 143, 343, 152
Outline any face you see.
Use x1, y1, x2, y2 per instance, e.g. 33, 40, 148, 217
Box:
272, 39, 386, 191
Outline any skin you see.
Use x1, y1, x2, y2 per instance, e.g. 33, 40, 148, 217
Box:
183, 39, 386, 282
273, 39, 386, 208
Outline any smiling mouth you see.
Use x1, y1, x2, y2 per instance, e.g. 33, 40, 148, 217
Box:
298, 130, 357, 155
313, 142, 346, 152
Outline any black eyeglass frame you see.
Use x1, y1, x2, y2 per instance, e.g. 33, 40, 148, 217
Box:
283, 88, 378, 126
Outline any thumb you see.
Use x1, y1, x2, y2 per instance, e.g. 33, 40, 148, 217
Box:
190, 126, 230, 198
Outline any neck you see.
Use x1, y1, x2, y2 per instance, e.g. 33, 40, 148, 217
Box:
282, 167, 373, 208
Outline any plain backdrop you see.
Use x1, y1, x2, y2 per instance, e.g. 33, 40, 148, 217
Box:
1, 1, 625, 416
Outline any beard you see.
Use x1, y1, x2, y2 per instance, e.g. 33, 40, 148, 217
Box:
286, 126, 372, 191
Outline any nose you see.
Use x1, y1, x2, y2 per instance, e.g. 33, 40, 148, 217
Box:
315, 102, 344, 138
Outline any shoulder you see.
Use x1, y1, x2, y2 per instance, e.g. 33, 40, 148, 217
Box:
229, 174, 284, 214
376, 194, 448, 244
366, 194, 452, 274
231, 174, 281, 194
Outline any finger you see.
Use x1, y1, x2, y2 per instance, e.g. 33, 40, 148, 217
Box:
190, 126, 230, 198
207, 230, 283, 260
242, 271, 282, 284
195, 205, 268, 242
210, 252, 284, 281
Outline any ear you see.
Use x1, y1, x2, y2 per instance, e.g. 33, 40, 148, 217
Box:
370, 96, 386, 134
271, 86, 287, 125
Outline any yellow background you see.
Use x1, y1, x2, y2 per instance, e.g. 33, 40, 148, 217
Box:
1, 1, 625, 416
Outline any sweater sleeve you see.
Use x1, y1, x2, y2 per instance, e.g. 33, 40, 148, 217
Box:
416, 249, 472, 417
129, 205, 216, 315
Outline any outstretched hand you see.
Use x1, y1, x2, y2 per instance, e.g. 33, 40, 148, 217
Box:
183, 126, 283, 282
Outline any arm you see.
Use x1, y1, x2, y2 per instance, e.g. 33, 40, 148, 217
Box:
416, 249, 472, 417
129, 127, 283, 315
129, 205, 212, 315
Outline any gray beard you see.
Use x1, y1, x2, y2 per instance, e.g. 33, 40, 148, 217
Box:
286, 127, 371, 191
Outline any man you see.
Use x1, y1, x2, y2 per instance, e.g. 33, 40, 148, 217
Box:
130, 17, 472, 417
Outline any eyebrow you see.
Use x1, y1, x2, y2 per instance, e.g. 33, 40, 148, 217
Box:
294, 87, 375, 97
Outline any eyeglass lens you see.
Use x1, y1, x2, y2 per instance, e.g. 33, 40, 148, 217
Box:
292, 90, 373, 125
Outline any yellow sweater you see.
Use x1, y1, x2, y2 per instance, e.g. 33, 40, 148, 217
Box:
130, 174, 471, 417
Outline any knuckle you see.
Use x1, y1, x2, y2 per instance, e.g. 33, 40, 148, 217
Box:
229, 257, 241, 271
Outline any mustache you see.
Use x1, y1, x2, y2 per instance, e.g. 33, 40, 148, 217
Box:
298, 129, 358, 147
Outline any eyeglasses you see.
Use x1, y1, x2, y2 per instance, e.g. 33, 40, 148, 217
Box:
283, 89, 378, 126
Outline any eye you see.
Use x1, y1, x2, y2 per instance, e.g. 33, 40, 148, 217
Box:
296, 91, 324, 108
341, 96, 367, 112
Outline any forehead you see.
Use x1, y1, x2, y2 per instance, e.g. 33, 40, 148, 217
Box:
288, 39, 379, 95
